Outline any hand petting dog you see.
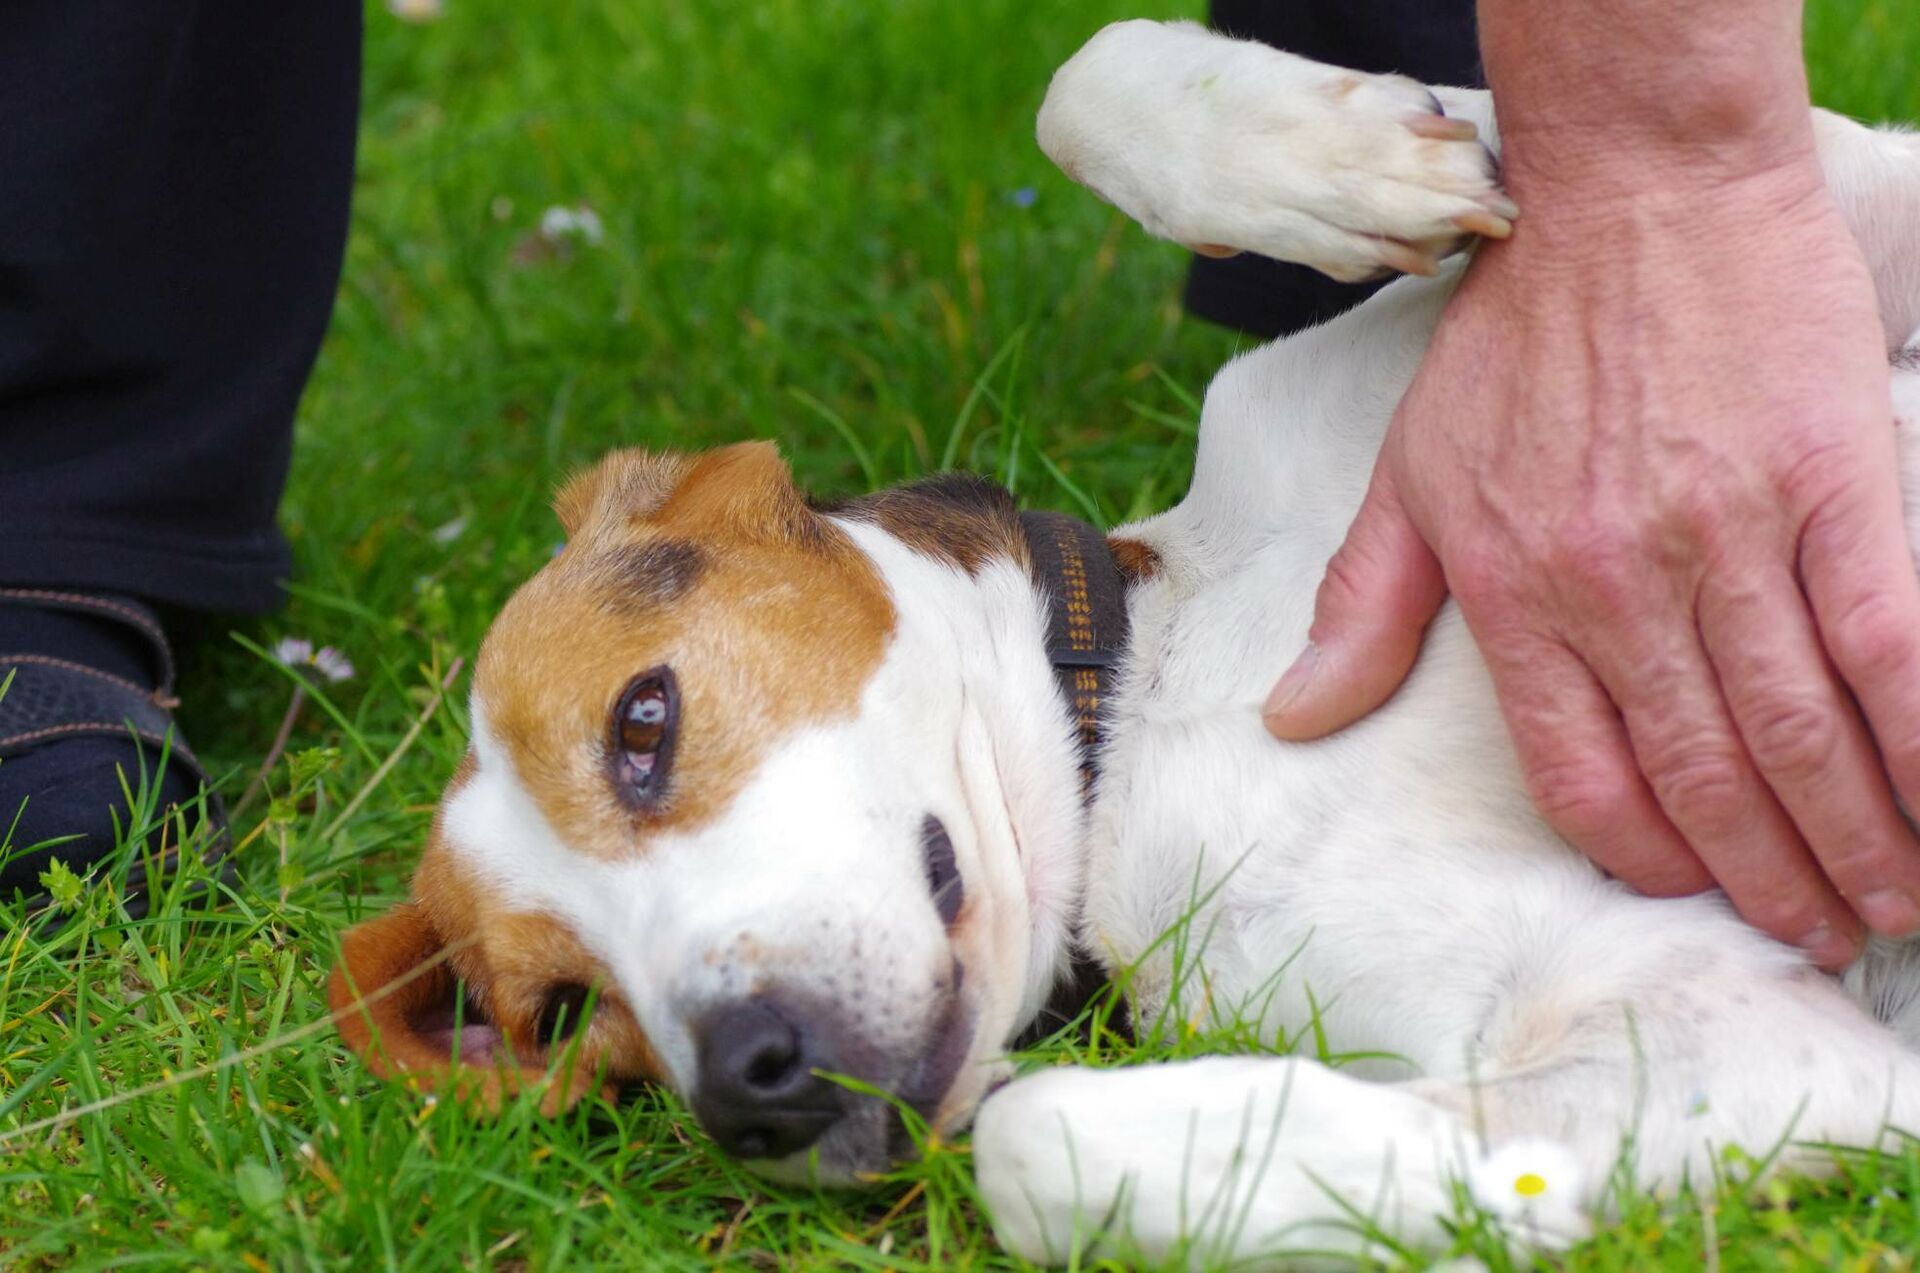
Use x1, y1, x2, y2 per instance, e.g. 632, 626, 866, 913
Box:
1264, 0, 1920, 970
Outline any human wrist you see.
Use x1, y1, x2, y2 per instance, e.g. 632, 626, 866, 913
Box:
1479, 0, 1816, 194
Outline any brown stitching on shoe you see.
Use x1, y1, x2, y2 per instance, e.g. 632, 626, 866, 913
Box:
0, 653, 153, 701
0, 588, 175, 692
0, 722, 200, 771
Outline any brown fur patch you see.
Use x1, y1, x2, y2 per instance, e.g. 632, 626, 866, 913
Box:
1108, 535, 1161, 584
475, 442, 895, 856
822, 474, 1029, 574
596, 539, 704, 610
329, 749, 656, 1111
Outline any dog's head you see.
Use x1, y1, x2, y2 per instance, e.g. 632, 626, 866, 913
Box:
330, 442, 1081, 1182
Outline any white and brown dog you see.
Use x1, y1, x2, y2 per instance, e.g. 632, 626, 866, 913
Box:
331, 20, 1920, 1265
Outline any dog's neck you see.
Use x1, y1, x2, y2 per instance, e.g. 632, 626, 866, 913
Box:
1016, 508, 1132, 797
822, 477, 1132, 1035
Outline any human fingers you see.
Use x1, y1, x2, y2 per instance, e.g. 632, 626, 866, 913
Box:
1702, 561, 1920, 940
1477, 627, 1713, 898
1588, 612, 1862, 968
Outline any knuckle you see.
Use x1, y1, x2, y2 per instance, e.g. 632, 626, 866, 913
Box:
1740, 695, 1841, 783
1776, 439, 1861, 507
1526, 757, 1629, 844
1877, 727, 1920, 788
1646, 747, 1751, 838
1315, 543, 1375, 615
1632, 854, 1715, 898
1735, 884, 1829, 944
1828, 592, 1919, 683
1446, 542, 1515, 610
1547, 520, 1642, 610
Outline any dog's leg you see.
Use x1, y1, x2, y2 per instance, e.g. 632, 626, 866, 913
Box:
1037, 20, 1517, 282
976, 935, 1920, 1266
1811, 114, 1920, 350
973, 1054, 1586, 1266
1044, 21, 1920, 335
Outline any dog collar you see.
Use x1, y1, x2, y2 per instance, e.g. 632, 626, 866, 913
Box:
1019, 510, 1130, 798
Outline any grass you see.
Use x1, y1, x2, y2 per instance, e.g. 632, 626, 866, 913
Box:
2, 0, 1918, 1266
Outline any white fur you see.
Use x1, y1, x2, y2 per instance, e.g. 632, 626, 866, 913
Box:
971, 19, 1920, 1267
1036, 20, 1510, 281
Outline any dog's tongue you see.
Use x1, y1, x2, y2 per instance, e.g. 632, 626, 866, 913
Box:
414, 1003, 511, 1065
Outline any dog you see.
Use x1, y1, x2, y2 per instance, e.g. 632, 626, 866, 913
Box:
330, 19, 1920, 1265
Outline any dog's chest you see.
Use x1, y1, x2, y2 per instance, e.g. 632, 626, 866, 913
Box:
1075, 277, 1576, 1063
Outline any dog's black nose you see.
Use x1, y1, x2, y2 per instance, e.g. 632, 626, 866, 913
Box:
691, 1000, 843, 1160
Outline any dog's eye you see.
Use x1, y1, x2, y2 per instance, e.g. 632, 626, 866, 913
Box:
536, 982, 593, 1044
611, 667, 678, 809
922, 815, 963, 926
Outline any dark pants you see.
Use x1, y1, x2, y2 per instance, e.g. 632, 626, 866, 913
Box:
1187, 0, 1484, 339
0, 3, 361, 614
0, 4, 1463, 616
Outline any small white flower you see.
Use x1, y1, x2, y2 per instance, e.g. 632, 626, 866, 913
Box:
387, 0, 445, 23
539, 203, 605, 247
311, 647, 356, 684
274, 635, 355, 683
1464, 1138, 1589, 1245
273, 637, 314, 667
430, 514, 469, 545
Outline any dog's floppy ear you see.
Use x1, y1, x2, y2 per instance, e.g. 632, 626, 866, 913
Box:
552, 449, 692, 539
327, 903, 608, 1114
650, 440, 819, 544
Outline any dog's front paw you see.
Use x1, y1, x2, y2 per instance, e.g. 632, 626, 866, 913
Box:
1039, 20, 1515, 283
972, 1057, 1470, 1267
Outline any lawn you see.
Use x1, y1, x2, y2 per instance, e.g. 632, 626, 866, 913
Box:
3, 0, 1919, 1267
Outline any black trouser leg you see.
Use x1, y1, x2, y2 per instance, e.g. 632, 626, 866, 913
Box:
0, 2, 362, 614
1185, 0, 1483, 340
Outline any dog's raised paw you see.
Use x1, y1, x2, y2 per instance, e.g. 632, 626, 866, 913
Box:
1038, 20, 1517, 283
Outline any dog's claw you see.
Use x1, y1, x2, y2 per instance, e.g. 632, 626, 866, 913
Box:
1452, 211, 1514, 240
1481, 192, 1522, 220
1405, 114, 1479, 142
1375, 239, 1442, 277
1185, 242, 1243, 259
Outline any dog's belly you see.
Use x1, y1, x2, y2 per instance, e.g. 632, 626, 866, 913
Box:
1085, 271, 1809, 1075
1089, 583, 1616, 1076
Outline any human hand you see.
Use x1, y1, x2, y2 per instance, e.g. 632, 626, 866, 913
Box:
1261, 140, 1920, 970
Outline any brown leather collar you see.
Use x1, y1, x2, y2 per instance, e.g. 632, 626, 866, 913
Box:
1019, 511, 1130, 799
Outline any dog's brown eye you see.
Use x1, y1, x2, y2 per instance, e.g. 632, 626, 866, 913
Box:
611, 667, 678, 810
536, 982, 593, 1044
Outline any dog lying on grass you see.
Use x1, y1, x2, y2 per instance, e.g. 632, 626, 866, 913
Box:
331, 19, 1920, 1264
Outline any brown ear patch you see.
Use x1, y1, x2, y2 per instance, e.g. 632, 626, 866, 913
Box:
1108, 535, 1161, 584
327, 904, 612, 1115
822, 473, 1028, 574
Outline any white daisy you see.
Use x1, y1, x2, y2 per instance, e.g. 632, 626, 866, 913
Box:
1464, 1137, 1590, 1246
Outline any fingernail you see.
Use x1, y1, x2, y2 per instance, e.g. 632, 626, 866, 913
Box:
1798, 922, 1859, 969
1263, 643, 1320, 720
1860, 888, 1920, 936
